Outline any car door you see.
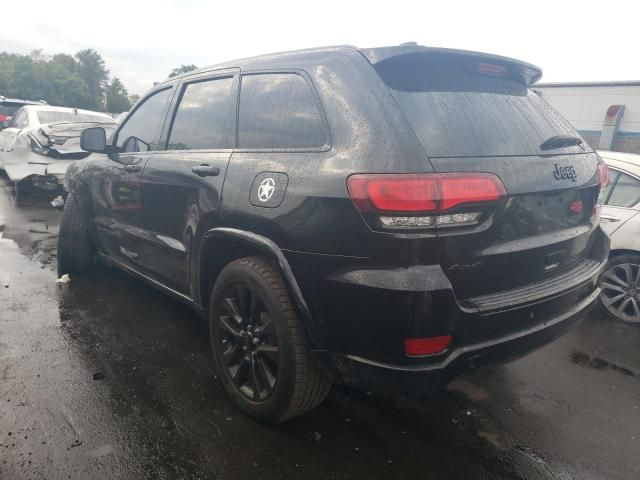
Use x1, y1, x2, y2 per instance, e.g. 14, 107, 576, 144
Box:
600, 168, 640, 237
135, 70, 239, 295
91, 85, 175, 268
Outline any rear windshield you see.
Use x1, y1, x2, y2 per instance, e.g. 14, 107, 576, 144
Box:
0, 103, 24, 116
36, 111, 110, 125
372, 52, 582, 157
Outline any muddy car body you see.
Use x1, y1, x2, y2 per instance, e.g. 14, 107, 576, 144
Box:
59, 45, 610, 422
0, 105, 116, 190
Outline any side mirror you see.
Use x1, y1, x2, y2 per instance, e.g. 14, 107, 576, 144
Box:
80, 127, 107, 153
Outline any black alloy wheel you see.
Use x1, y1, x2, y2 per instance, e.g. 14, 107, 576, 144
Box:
216, 282, 279, 401
209, 257, 332, 423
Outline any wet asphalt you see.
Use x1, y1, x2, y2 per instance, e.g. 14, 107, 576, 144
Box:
0, 175, 638, 480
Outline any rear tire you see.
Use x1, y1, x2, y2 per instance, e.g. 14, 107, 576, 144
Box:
599, 254, 640, 324
209, 256, 331, 422
57, 191, 95, 276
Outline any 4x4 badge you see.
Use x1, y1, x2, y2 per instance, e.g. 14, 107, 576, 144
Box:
257, 178, 276, 202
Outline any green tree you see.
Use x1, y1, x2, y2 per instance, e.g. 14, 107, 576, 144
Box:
0, 48, 131, 112
105, 77, 131, 113
75, 49, 109, 110
45, 55, 93, 108
11, 56, 37, 100
129, 94, 140, 105
169, 64, 198, 78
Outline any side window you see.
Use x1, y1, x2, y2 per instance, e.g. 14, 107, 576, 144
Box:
607, 172, 640, 208
116, 88, 172, 152
238, 73, 328, 149
167, 76, 236, 150
10, 109, 28, 128
601, 170, 618, 204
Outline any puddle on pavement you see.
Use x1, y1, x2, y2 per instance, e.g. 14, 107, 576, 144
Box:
0, 176, 564, 480
570, 351, 636, 377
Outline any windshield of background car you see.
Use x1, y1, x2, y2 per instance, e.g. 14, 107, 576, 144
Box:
36, 111, 110, 124
372, 52, 585, 157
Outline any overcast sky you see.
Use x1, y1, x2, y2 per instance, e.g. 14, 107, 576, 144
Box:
2, 0, 638, 95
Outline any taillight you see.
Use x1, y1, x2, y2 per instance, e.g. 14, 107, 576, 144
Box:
27, 132, 49, 155
347, 173, 506, 230
596, 161, 609, 206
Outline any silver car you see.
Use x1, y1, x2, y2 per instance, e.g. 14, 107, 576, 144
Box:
0, 105, 116, 193
598, 150, 640, 324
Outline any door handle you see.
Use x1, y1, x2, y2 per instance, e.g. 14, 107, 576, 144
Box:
601, 214, 621, 222
192, 164, 220, 177
123, 164, 142, 173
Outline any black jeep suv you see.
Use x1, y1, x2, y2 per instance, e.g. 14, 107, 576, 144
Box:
58, 45, 610, 422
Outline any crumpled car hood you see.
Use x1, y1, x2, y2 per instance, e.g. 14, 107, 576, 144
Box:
38, 121, 118, 155
1, 120, 117, 185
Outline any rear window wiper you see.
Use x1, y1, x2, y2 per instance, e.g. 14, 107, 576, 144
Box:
540, 135, 583, 151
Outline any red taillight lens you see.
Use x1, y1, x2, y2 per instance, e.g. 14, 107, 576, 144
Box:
596, 161, 609, 208
0, 114, 8, 122
597, 162, 609, 188
347, 173, 506, 213
404, 336, 452, 356
439, 175, 506, 210
348, 175, 438, 212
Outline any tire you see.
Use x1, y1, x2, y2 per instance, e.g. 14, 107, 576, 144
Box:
209, 256, 331, 422
57, 191, 95, 276
599, 254, 640, 324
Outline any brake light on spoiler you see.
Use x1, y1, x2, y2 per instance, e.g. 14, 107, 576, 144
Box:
347, 173, 506, 231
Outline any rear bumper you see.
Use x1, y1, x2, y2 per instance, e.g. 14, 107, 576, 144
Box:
317, 286, 599, 394
4, 159, 71, 185
287, 233, 607, 395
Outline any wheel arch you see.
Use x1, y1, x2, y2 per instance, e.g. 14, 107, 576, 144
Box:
196, 228, 318, 343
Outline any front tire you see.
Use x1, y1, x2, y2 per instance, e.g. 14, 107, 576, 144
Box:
209, 256, 331, 422
57, 191, 95, 276
599, 254, 640, 324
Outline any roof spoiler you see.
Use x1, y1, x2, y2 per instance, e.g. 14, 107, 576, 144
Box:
359, 45, 543, 86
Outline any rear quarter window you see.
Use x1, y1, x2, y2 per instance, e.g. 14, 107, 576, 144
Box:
238, 73, 328, 149
372, 52, 582, 158
606, 171, 640, 207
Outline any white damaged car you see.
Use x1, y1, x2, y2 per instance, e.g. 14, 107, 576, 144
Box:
0, 105, 117, 194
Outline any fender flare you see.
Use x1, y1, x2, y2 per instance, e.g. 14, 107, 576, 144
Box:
198, 227, 317, 341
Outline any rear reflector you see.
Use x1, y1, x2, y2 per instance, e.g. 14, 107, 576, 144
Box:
404, 336, 452, 356
569, 200, 583, 215
347, 173, 505, 213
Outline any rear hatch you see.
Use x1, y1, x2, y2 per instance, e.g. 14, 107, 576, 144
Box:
361, 47, 606, 300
